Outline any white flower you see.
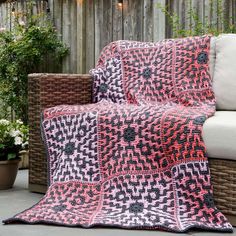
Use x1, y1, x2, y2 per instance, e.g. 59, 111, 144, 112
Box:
18, 20, 25, 26
0, 27, 6, 32
0, 119, 10, 125
16, 120, 23, 124
10, 129, 21, 137
14, 136, 22, 145
14, 35, 23, 41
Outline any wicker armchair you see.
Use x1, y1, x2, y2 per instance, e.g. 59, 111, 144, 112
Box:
28, 73, 236, 225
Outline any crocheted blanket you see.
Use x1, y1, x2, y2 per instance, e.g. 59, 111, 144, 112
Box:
4, 36, 233, 232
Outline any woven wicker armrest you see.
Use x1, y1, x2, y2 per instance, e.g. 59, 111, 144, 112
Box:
28, 73, 93, 192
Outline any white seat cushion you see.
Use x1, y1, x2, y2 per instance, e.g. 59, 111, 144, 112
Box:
203, 111, 236, 160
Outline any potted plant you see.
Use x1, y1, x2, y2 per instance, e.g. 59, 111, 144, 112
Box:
0, 119, 28, 190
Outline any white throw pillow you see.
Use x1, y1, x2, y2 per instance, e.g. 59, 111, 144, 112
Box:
209, 37, 216, 79
213, 34, 236, 110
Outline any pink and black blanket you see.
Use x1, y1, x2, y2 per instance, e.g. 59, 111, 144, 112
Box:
4, 36, 233, 232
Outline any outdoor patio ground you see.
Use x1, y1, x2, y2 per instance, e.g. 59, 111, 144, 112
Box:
0, 170, 235, 236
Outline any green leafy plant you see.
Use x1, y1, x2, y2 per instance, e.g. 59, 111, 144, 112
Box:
0, 119, 28, 161
158, 0, 236, 38
0, 1, 68, 124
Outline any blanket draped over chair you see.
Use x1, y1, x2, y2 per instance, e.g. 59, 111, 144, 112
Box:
4, 35, 233, 232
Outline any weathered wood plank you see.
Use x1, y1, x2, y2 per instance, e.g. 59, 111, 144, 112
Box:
101, 0, 113, 48
0, 5, 3, 28
69, 0, 78, 73
172, 0, 182, 37
17, 0, 27, 28
191, 0, 204, 35
232, 0, 236, 24
217, 0, 224, 33
52, 0, 63, 73
211, 0, 218, 29
94, 0, 113, 62
3, 2, 10, 30
48, 0, 54, 19
94, 0, 103, 63
228, 0, 234, 26
222, 0, 230, 32
94, 0, 114, 62
62, 0, 71, 73
184, 0, 191, 33
197, 0, 204, 25
143, 0, 153, 41
112, 0, 123, 41
204, 0, 211, 32
123, 0, 144, 41
77, 0, 86, 73
34, 0, 41, 16
153, 0, 166, 41
46, 0, 56, 73
53, 0, 63, 41
165, 0, 173, 38
85, 0, 95, 72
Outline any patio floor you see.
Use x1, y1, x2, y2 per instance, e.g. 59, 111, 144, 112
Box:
0, 170, 235, 236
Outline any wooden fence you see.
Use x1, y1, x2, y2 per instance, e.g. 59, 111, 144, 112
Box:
0, 0, 236, 74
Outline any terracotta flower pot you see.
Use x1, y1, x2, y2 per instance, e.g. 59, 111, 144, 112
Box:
0, 159, 20, 190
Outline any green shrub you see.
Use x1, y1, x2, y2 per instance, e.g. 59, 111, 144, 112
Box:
0, 1, 68, 124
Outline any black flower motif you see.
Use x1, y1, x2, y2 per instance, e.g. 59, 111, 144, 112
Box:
137, 141, 152, 156
193, 116, 206, 125
143, 67, 152, 79
203, 192, 214, 208
70, 200, 77, 206
129, 202, 144, 213
52, 204, 67, 212
153, 61, 158, 66
123, 127, 136, 142
99, 83, 108, 93
197, 52, 208, 64
65, 142, 75, 155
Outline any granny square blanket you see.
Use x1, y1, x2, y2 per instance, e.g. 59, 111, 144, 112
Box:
4, 36, 233, 232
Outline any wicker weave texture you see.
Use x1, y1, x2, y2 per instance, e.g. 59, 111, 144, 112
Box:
28, 73, 93, 189
28, 73, 236, 222
209, 158, 236, 216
